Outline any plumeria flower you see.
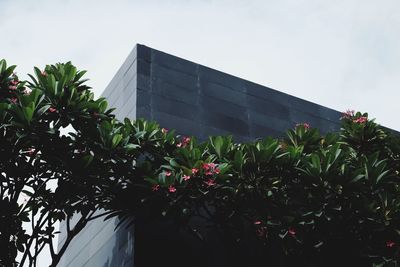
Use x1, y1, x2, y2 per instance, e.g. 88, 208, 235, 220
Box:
26, 148, 36, 156
23, 88, 32, 95
202, 163, 220, 175
296, 123, 310, 129
8, 85, 17, 90
341, 109, 355, 120
202, 163, 216, 170
164, 171, 172, 177
168, 185, 176, 193
353, 116, 368, 124
152, 184, 160, 192
386, 240, 396, 248
256, 226, 267, 237
177, 136, 191, 148
48, 107, 57, 113
191, 168, 199, 175
288, 227, 296, 237
182, 175, 191, 181
254, 220, 262, 225
204, 179, 216, 187
182, 137, 191, 147
10, 80, 18, 85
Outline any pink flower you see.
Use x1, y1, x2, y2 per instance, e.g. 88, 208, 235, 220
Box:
161, 128, 168, 134
254, 221, 262, 225
204, 179, 216, 187
23, 88, 32, 95
182, 137, 191, 147
168, 185, 176, 193
202, 163, 209, 170
10, 80, 18, 86
164, 171, 172, 177
152, 184, 160, 192
353, 116, 368, 124
26, 148, 35, 156
288, 227, 296, 236
10, 97, 17, 104
177, 137, 191, 148
256, 226, 267, 237
202, 163, 216, 170
386, 240, 396, 248
191, 168, 199, 175
296, 123, 310, 129
202, 163, 220, 175
8, 85, 17, 90
48, 107, 57, 113
182, 175, 191, 181
341, 109, 355, 120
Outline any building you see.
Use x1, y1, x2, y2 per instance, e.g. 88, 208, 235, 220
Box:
58, 44, 342, 266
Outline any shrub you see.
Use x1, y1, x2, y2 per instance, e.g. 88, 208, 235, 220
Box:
107, 112, 400, 266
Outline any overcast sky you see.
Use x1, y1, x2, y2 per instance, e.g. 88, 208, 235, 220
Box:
1, 0, 400, 130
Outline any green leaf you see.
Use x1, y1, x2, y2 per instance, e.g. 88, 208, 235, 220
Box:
98, 100, 108, 113
212, 136, 223, 158
349, 174, 364, 184
124, 143, 140, 151
22, 104, 35, 124
36, 105, 51, 117
234, 150, 244, 171
168, 158, 180, 168
111, 134, 123, 148
4, 65, 16, 78
375, 169, 390, 185
17, 243, 25, 253
0, 59, 6, 73
82, 154, 94, 167
311, 154, 321, 174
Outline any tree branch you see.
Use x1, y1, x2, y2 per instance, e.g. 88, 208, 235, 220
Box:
49, 215, 90, 267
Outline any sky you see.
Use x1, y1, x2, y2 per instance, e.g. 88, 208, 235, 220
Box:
1, 0, 400, 130
1, 0, 399, 265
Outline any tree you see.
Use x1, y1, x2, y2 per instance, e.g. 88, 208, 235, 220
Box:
0, 59, 121, 266
1, 59, 399, 267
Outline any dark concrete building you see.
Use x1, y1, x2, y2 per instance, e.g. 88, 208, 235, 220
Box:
58, 44, 342, 266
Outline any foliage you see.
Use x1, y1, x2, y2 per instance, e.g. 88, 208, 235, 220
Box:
105, 115, 400, 266
0, 59, 399, 266
0, 59, 120, 267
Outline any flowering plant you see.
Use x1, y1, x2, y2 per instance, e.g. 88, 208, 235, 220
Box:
106, 113, 400, 266
1, 58, 399, 267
